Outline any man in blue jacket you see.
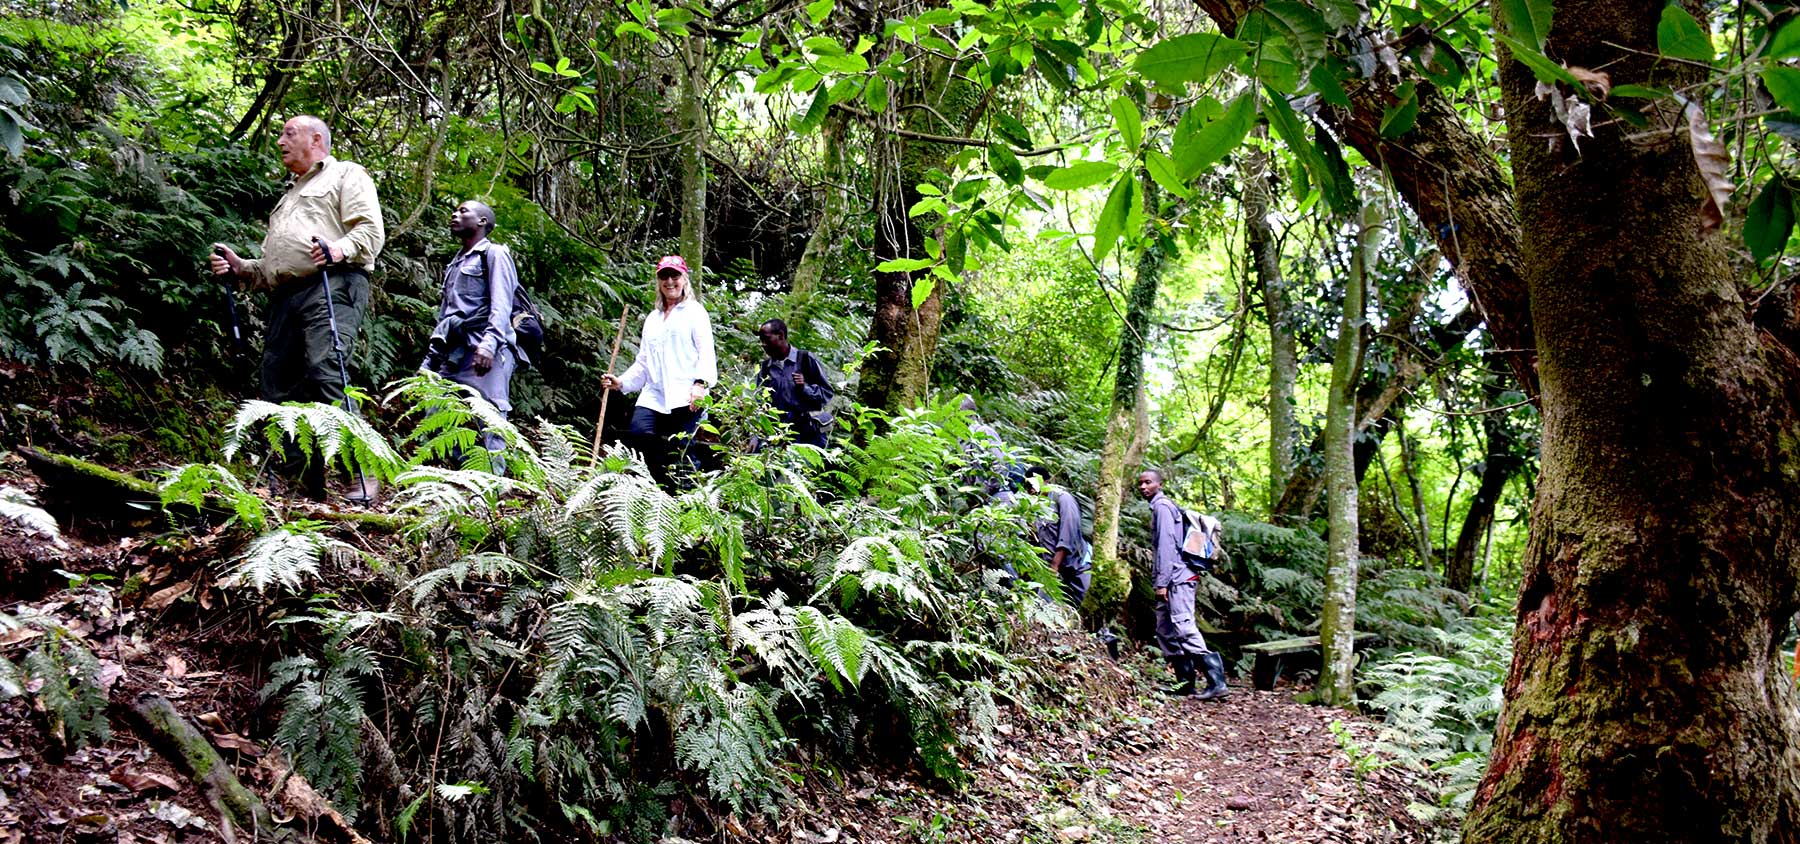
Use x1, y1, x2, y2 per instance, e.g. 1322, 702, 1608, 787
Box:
755, 319, 834, 448
1138, 469, 1228, 701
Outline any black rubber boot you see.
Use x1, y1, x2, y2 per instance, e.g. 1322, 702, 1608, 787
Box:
1194, 651, 1230, 701
1163, 655, 1197, 697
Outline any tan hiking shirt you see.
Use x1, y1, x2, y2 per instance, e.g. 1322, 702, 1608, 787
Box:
240, 156, 385, 289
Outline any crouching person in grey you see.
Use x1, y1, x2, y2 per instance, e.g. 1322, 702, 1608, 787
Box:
1026, 465, 1091, 609
424, 200, 520, 473
1138, 469, 1228, 701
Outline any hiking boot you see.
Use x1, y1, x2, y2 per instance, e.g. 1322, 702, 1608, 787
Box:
1193, 651, 1230, 702
1162, 655, 1198, 697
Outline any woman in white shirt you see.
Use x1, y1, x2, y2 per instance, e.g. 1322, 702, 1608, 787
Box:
600, 255, 717, 486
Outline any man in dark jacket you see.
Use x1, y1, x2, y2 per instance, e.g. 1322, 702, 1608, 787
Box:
1138, 469, 1229, 701
755, 319, 833, 448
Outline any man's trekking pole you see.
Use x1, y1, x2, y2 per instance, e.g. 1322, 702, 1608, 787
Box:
211, 246, 246, 352
590, 306, 631, 464
312, 237, 372, 500
311, 238, 358, 416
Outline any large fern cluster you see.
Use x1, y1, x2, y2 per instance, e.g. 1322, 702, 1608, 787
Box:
168, 379, 1063, 840
0, 608, 111, 749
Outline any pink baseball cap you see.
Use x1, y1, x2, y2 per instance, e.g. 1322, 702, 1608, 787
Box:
655, 255, 689, 275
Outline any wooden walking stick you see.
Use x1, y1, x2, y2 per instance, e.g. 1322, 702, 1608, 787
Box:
591, 306, 632, 463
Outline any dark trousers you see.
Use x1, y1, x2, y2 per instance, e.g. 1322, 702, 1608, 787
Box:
261, 269, 370, 405
259, 269, 370, 496
1059, 567, 1092, 608
628, 405, 701, 488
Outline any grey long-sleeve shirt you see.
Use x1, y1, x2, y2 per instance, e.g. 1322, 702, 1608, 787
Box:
1150, 492, 1193, 589
435, 239, 519, 357
1033, 488, 1089, 573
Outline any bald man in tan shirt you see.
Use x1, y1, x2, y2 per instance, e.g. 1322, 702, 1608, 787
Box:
212, 115, 385, 501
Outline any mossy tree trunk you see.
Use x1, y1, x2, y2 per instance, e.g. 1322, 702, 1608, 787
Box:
1318, 200, 1379, 707
1088, 176, 1167, 621
860, 53, 980, 412
1463, 0, 1800, 837
676, 31, 708, 280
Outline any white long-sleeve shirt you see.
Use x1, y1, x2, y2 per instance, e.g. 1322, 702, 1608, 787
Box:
618, 297, 717, 414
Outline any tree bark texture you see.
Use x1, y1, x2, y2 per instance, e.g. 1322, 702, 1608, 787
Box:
1318, 202, 1379, 707
1089, 189, 1169, 620
1464, 0, 1800, 838
860, 54, 978, 412
1188, 0, 1536, 400
1244, 142, 1297, 515
676, 32, 709, 279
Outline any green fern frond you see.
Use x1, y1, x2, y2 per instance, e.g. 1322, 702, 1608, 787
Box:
158, 463, 266, 531
0, 485, 65, 548
223, 521, 356, 593
223, 399, 402, 481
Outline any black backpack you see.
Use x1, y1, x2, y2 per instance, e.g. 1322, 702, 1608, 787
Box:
479, 249, 546, 367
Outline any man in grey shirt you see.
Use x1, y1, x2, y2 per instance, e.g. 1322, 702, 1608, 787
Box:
1139, 469, 1228, 701
424, 200, 520, 470
1026, 465, 1091, 608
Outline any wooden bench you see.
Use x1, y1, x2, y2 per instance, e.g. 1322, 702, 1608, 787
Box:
1243, 632, 1379, 691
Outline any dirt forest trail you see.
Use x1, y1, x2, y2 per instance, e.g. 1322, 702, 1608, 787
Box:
788, 652, 1438, 844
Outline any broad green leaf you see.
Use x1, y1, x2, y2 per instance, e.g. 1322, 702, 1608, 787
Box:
1766, 67, 1800, 113
1767, 112, 1800, 145
1498, 0, 1554, 51
1773, 17, 1800, 59
1175, 90, 1255, 180
988, 143, 1024, 185
1610, 83, 1669, 98
1243, 37, 1302, 93
1380, 81, 1420, 138
1093, 173, 1138, 263
915, 8, 959, 25
946, 230, 968, 273
1746, 177, 1795, 263
825, 77, 862, 105
1657, 5, 1713, 62
614, 21, 656, 41
1309, 62, 1351, 108
1144, 149, 1193, 199
1133, 33, 1249, 89
993, 112, 1033, 149
877, 257, 933, 272
1042, 160, 1119, 190
1259, 1, 1329, 61
1111, 96, 1143, 149
653, 7, 693, 30
0, 110, 21, 159
864, 76, 889, 112
806, 0, 834, 24
1496, 34, 1581, 91
530, 61, 555, 74
805, 36, 847, 56
792, 86, 831, 134
1313, 0, 1360, 29
910, 276, 937, 309
0, 78, 25, 108
1032, 46, 1076, 92
1264, 88, 1352, 215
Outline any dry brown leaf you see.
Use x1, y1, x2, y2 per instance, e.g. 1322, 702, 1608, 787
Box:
141, 580, 193, 611
111, 766, 182, 794
0, 627, 43, 647
209, 732, 261, 756
1567, 66, 1612, 98
163, 655, 187, 680
258, 754, 371, 844
1684, 97, 1732, 231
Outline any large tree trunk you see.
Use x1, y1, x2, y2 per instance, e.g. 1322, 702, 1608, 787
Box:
1089, 181, 1168, 620
1464, 0, 1800, 838
859, 54, 978, 412
676, 32, 708, 278
1188, 0, 1535, 400
1318, 201, 1379, 707
1244, 141, 1297, 514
